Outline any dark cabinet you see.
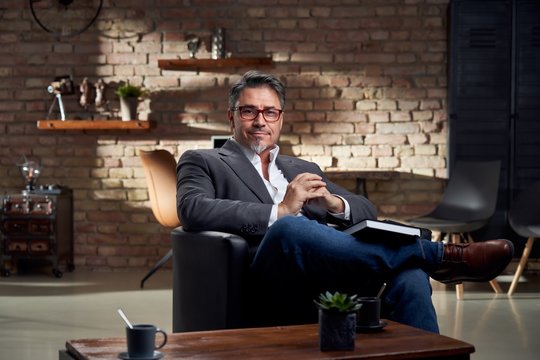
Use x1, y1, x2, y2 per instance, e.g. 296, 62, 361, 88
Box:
448, 0, 540, 240
0, 188, 74, 277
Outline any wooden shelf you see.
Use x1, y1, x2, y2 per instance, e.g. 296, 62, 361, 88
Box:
158, 57, 273, 71
37, 120, 151, 130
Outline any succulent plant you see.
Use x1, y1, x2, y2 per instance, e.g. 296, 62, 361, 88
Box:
314, 291, 362, 313
115, 83, 143, 98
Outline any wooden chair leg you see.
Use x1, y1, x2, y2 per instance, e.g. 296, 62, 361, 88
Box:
465, 233, 503, 294
508, 236, 535, 296
452, 233, 464, 300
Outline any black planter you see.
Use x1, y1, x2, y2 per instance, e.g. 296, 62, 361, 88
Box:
318, 309, 356, 351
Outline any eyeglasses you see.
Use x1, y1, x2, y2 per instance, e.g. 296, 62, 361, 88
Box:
231, 106, 283, 122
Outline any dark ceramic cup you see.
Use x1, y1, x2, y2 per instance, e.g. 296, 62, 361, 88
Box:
126, 324, 167, 358
356, 297, 381, 328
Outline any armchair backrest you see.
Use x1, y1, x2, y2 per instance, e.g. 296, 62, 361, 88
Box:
140, 149, 180, 228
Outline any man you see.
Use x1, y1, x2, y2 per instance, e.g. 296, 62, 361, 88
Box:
177, 70, 513, 333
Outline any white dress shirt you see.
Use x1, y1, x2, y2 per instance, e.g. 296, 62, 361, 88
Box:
233, 139, 350, 227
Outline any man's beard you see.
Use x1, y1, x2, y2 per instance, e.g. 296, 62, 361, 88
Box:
250, 139, 268, 154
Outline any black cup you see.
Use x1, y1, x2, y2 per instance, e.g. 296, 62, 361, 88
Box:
356, 297, 381, 329
126, 324, 167, 358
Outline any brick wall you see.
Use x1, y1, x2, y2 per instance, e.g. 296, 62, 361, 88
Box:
0, 0, 450, 271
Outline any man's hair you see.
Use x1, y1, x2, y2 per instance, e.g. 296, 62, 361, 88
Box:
228, 70, 286, 110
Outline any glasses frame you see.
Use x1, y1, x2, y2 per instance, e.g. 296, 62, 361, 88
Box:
231, 106, 283, 123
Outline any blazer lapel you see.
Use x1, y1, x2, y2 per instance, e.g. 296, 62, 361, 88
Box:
219, 141, 274, 204
276, 156, 302, 181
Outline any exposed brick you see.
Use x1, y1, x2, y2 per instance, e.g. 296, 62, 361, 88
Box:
350, 145, 371, 156
390, 111, 412, 122
92, 190, 127, 201
331, 145, 351, 157
377, 157, 399, 169
301, 134, 342, 145
357, 100, 377, 111
309, 156, 333, 168
313, 122, 354, 134
420, 99, 442, 110
299, 145, 325, 156
365, 134, 407, 145
327, 111, 366, 123
408, 133, 429, 145
337, 157, 377, 169
401, 156, 446, 169
377, 122, 419, 134
368, 112, 390, 123
0, 1, 451, 270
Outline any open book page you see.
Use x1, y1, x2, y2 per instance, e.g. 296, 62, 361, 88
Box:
342, 219, 422, 242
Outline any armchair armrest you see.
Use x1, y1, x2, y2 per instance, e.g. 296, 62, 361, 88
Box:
171, 227, 250, 332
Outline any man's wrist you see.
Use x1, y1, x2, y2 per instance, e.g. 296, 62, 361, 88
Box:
329, 195, 350, 220
328, 195, 345, 213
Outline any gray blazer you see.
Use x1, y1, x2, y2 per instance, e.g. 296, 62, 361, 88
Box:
177, 140, 377, 241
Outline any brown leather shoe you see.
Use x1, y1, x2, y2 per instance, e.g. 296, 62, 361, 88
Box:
431, 239, 514, 284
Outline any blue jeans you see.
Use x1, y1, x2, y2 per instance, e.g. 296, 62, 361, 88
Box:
251, 216, 443, 333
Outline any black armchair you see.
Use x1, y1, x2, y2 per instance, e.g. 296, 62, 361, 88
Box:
172, 227, 252, 333
171, 226, 320, 333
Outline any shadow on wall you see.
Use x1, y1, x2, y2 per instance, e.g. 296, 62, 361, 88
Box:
147, 88, 231, 139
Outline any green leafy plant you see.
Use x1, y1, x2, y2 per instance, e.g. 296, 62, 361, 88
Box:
115, 83, 143, 98
314, 291, 362, 313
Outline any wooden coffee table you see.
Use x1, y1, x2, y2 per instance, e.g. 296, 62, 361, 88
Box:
60, 320, 474, 359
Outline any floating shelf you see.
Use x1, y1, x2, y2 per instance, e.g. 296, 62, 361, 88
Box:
158, 57, 273, 71
37, 120, 151, 130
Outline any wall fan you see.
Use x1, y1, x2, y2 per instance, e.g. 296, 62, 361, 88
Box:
29, 0, 103, 38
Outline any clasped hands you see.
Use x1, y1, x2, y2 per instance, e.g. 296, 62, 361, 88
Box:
278, 172, 345, 218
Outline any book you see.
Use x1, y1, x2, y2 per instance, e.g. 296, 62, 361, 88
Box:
342, 219, 422, 242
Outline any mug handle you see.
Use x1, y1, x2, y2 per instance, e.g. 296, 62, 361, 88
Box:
154, 328, 168, 350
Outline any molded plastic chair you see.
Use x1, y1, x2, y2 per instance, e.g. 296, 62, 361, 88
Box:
408, 160, 502, 299
139, 149, 180, 288
507, 181, 540, 296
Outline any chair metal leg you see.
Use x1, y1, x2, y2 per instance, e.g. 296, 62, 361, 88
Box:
140, 249, 173, 289
508, 236, 535, 296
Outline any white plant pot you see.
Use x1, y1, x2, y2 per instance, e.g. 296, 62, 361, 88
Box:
120, 97, 138, 121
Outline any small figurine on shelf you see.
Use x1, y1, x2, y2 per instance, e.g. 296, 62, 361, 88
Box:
95, 78, 106, 108
79, 77, 91, 109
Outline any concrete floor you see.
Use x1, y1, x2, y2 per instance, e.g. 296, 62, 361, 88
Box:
0, 268, 539, 359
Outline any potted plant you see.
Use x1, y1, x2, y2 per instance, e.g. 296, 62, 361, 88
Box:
115, 83, 143, 121
315, 291, 362, 352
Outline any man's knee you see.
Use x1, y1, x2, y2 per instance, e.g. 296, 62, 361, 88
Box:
270, 215, 308, 232
265, 216, 311, 245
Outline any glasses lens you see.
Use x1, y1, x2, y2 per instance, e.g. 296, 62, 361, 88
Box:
236, 106, 282, 122
239, 107, 258, 120
263, 109, 280, 121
